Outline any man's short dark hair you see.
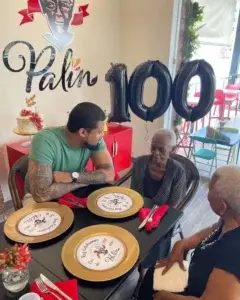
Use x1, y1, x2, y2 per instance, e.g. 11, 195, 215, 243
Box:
67, 102, 105, 133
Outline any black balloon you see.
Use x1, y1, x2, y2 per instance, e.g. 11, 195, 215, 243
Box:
172, 60, 216, 122
105, 63, 131, 123
129, 60, 172, 122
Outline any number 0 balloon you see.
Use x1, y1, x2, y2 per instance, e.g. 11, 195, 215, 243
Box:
129, 60, 172, 122
172, 60, 216, 122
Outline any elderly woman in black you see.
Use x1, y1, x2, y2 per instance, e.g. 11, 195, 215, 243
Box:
131, 129, 186, 267
131, 129, 186, 208
139, 166, 240, 300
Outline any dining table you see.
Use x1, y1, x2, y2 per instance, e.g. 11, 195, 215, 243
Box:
0, 185, 183, 300
189, 127, 240, 164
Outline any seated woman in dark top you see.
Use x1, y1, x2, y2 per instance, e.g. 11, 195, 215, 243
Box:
138, 166, 240, 300
131, 129, 186, 208
130, 129, 186, 268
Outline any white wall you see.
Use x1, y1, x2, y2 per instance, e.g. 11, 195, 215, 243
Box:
0, 0, 174, 201
120, 0, 174, 156
0, 0, 121, 201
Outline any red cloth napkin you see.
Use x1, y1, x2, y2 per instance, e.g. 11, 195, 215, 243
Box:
139, 205, 169, 232
31, 279, 78, 299
58, 193, 87, 208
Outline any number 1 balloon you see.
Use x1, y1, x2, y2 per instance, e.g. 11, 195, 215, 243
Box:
105, 63, 131, 123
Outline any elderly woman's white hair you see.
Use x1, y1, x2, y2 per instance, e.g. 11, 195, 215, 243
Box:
213, 166, 240, 214
152, 129, 177, 147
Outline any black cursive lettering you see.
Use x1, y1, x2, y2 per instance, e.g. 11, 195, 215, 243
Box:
3, 41, 98, 93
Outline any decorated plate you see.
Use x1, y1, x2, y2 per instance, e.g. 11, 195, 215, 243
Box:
61, 224, 140, 281
4, 202, 74, 243
87, 187, 144, 219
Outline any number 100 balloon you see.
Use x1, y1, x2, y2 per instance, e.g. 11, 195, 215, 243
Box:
106, 59, 216, 123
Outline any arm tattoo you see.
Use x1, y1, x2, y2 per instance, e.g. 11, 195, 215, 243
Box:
76, 163, 114, 185
28, 161, 85, 202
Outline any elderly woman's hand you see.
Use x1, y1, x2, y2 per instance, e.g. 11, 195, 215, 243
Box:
155, 240, 187, 275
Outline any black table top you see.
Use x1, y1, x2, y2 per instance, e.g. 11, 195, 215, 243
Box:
0, 186, 183, 300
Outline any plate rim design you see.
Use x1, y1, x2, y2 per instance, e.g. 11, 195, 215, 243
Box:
17, 209, 62, 237
4, 202, 74, 243
87, 187, 144, 219
61, 224, 140, 282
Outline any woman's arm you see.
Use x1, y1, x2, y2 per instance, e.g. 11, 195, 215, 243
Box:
154, 291, 197, 299
160, 221, 221, 274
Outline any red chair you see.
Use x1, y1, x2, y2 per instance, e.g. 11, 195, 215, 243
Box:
224, 84, 240, 117
193, 90, 225, 126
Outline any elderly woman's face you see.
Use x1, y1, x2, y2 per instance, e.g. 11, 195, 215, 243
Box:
151, 135, 173, 164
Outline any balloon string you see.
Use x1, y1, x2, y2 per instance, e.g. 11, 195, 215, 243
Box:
144, 122, 149, 141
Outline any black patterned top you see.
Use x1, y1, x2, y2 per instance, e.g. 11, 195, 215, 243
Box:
130, 155, 186, 207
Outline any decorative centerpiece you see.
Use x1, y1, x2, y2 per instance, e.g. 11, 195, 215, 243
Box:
0, 244, 31, 293
206, 126, 230, 143
14, 95, 44, 135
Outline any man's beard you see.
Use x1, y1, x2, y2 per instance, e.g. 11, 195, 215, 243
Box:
85, 142, 101, 151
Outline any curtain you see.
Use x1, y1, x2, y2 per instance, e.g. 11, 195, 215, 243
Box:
198, 0, 237, 46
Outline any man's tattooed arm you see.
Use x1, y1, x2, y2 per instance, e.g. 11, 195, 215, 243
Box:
76, 163, 115, 184
28, 160, 86, 203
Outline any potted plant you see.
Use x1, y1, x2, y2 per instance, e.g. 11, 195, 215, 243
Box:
0, 244, 31, 293
173, 1, 204, 133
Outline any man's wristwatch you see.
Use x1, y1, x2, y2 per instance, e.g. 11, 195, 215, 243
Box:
71, 172, 79, 183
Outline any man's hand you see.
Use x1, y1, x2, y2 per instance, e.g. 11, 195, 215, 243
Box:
53, 171, 72, 183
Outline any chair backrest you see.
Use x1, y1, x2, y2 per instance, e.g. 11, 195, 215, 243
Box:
8, 155, 29, 211
214, 89, 225, 104
115, 155, 200, 212
195, 89, 225, 104
171, 153, 200, 211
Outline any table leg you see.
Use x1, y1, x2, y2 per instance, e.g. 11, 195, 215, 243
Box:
227, 147, 232, 165
236, 142, 240, 164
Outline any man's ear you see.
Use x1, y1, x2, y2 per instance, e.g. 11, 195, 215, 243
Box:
78, 128, 88, 138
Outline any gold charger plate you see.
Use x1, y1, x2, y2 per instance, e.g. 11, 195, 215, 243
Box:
4, 202, 74, 243
87, 186, 144, 219
61, 224, 140, 282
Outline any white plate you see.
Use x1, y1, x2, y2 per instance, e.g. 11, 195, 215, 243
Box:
18, 210, 62, 237
76, 235, 125, 271
96, 193, 133, 213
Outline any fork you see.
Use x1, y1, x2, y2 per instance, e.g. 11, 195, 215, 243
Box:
35, 277, 62, 300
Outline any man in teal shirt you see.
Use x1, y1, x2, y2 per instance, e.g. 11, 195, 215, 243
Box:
27, 102, 114, 203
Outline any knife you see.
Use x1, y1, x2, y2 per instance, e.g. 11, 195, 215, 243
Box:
138, 205, 159, 230
40, 274, 72, 300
